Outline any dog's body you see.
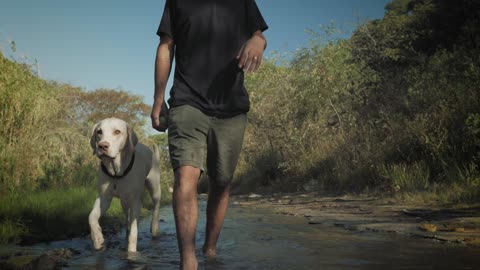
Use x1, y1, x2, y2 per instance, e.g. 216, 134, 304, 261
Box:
89, 118, 161, 252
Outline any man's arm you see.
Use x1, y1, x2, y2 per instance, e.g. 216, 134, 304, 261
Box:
237, 30, 267, 73
151, 35, 174, 132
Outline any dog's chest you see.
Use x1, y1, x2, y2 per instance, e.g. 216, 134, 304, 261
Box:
108, 178, 144, 200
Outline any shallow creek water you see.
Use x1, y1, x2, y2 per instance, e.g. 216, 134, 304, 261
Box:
3, 199, 480, 269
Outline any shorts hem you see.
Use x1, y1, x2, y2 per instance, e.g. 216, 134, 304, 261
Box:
171, 160, 205, 172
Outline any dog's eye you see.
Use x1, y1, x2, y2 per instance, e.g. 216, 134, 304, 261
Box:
114, 130, 121, 135
96, 129, 103, 135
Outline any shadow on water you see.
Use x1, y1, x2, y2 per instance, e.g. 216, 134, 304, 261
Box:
9, 200, 480, 269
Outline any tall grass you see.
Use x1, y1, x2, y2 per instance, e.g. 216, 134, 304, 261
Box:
0, 187, 123, 244
379, 162, 430, 192
0, 219, 27, 244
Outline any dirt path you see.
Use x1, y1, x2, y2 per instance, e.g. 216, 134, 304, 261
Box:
232, 192, 480, 247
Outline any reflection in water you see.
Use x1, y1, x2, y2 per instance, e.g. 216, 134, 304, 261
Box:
17, 200, 480, 269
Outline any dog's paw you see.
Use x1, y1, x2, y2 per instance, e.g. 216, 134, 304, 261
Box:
151, 228, 160, 238
91, 234, 105, 251
94, 243, 106, 251
151, 222, 160, 237
127, 245, 137, 253
93, 240, 105, 251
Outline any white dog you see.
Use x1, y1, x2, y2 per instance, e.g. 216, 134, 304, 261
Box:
89, 118, 161, 252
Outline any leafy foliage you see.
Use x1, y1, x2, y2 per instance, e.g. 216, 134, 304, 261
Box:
0, 52, 151, 192
236, 0, 480, 201
2, 0, 480, 206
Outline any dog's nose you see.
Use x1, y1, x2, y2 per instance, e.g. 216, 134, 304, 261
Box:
98, 141, 110, 151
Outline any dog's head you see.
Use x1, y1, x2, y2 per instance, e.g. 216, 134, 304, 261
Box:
90, 118, 138, 159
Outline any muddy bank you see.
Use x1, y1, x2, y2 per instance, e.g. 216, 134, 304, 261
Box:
232, 192, 480, 247
0, 248, 80, 270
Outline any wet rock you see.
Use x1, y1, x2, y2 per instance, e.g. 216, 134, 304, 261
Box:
1, 255, 37, 270
464, 237, 480, 246
276, 211, 296, 216
419, 224, 437, 232
234, 192, 480, 247
26, 254, 63, 270
22, 248, 78, 270
308, 221, 322, 225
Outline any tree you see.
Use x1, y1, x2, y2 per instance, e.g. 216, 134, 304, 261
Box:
59, 87, 150, 136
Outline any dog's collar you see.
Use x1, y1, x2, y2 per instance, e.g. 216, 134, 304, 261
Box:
101, 153, 135, 179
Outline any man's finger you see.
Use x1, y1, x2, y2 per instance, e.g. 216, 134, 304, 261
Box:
246, 60, 254, 73
236, 44, 246, 60
243, 58, 253, 72
249, 63, 257, 73
151, 116, 160, 128
254, 56, 262, 72
239, 50, 250, 69
248, 56, 259, 73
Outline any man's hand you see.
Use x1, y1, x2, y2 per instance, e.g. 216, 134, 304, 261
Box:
152, 35, 174, 133
151, 101, 169, 132
236, 32, 267, 73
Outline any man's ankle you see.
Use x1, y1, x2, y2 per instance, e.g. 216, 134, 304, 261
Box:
180, 253, 198, 270
202, 244, 217, 257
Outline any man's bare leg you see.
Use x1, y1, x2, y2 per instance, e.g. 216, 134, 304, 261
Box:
173, 166, 200, 270
202, 182, 232, 257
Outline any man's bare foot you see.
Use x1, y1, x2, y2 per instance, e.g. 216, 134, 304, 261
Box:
202, 245, 217, 258
181, 256, 198, 270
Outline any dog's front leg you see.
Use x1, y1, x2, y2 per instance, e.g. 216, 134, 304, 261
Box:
89, 195, 112, 250
127, 200, 142, 252
121, 199, 130, 240
146, 175, 161, 237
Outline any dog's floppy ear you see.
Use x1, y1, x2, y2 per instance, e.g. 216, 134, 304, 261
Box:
127, 124, 138, 151
90, 122, 100, 154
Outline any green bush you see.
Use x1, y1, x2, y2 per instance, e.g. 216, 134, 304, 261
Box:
234, 0, 480, 204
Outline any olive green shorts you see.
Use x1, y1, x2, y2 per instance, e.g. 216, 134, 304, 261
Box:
167, 105, 247, 185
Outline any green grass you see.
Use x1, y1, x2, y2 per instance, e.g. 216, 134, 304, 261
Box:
0, 187, 124, 244
379, 162, 430, 192
0, 219, 27, 244
393, 180, 480, 206
0, 184, 174, 245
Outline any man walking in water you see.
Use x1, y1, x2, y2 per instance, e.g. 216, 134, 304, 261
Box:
151, 0, 268, 269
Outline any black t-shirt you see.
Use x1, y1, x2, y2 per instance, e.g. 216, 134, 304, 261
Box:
157, 0, 268, 117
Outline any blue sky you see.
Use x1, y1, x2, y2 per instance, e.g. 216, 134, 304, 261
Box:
0, 0, 390, 107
